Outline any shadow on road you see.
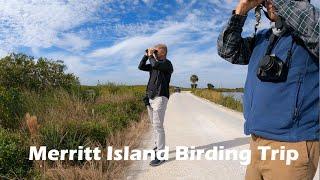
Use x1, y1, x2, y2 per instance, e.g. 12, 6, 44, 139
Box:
167, 137, 250, 163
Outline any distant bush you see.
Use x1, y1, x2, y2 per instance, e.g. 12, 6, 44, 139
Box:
207, 83, 215, 90
101, 83, 122, 94
79, 86, 101, 102
0, 128, 32, 178
0, 53, 79, 92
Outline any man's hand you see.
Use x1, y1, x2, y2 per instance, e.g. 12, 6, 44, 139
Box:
147, 48, 156, 57
235, 0, 264, 15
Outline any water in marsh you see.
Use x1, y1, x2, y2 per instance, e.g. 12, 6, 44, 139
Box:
222, 92, 244, 103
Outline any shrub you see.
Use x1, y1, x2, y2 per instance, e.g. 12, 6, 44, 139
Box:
0, 87, 26, 129
39, 120, 110, 166
94, 99, 144, 128
77, 85, 101, 103
40, 121, 110, 151
207, 83, 215, 90
0, 128, 32, 178
0, 53, 79, 92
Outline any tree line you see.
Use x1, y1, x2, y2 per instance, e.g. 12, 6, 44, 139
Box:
189, 74, 243, 92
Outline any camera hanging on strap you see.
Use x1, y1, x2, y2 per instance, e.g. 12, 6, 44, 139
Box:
256, 32, 294, 83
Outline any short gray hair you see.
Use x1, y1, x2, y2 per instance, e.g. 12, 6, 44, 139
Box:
154, 44, 167, 56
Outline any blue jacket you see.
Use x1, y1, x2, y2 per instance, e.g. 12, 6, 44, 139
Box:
243, 29, 319, 142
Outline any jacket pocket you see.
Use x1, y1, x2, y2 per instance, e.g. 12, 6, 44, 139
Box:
249, 67, 303, 133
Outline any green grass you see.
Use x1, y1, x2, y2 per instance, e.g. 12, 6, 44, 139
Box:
0, 84, 147, 179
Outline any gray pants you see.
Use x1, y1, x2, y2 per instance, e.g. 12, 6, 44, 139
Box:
147, 96, 168, 150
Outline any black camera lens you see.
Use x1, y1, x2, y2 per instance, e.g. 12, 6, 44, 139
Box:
257, 54, 287, 82
260, 55, 275, 71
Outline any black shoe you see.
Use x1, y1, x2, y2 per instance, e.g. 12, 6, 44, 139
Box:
148, 147, 157, 157
149, 157, 165, 167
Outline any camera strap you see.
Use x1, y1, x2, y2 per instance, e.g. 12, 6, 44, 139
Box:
265, 32, 295, 67
265, 33, 279, 56
254, 5, 262, 37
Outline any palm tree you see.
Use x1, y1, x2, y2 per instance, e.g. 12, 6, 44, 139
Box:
190, 74, 199, 89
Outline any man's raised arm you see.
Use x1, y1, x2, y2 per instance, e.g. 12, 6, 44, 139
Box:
273, 0, 319, 58
138, 55, 151, 71
217, 11, 256, 65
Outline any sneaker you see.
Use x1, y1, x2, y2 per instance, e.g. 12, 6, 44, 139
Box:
149, 157, 165, 167
148, 146, 157, 156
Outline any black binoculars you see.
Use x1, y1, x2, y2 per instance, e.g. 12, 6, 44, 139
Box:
145, 49, 158, 54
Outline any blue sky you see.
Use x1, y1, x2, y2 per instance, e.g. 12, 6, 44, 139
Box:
0, 0, 319, 88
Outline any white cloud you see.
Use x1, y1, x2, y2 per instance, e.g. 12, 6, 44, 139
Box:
83, 11, 247, 88
0, 49, 8, 57
89, 22, 189, 59
44, 52, 98, 79
54, 33, 91, 52
0, 0, 101, 52
0, 0, 253, 87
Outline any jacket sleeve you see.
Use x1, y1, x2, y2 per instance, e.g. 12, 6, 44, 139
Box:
138, 55, 151, 71
149, 58, 173, 73
273, 0, 319, 59
217, 11, 256, 65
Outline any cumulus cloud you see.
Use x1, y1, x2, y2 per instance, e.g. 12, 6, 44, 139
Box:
0, 0, 273, 88
54, 33, 91, 52
78, 0, 250, 87
0, 0, 101, 52
78, 9, 247, 87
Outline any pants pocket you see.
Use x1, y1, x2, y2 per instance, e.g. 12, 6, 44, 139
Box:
292, 141, 309, 167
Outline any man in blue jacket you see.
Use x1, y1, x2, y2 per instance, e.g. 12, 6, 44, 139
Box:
218, 0, 319, 179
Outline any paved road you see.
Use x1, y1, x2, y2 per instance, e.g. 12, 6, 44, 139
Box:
126, 92, 319, 180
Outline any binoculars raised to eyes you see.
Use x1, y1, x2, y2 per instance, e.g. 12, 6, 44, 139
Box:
145, 49, 158, 54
